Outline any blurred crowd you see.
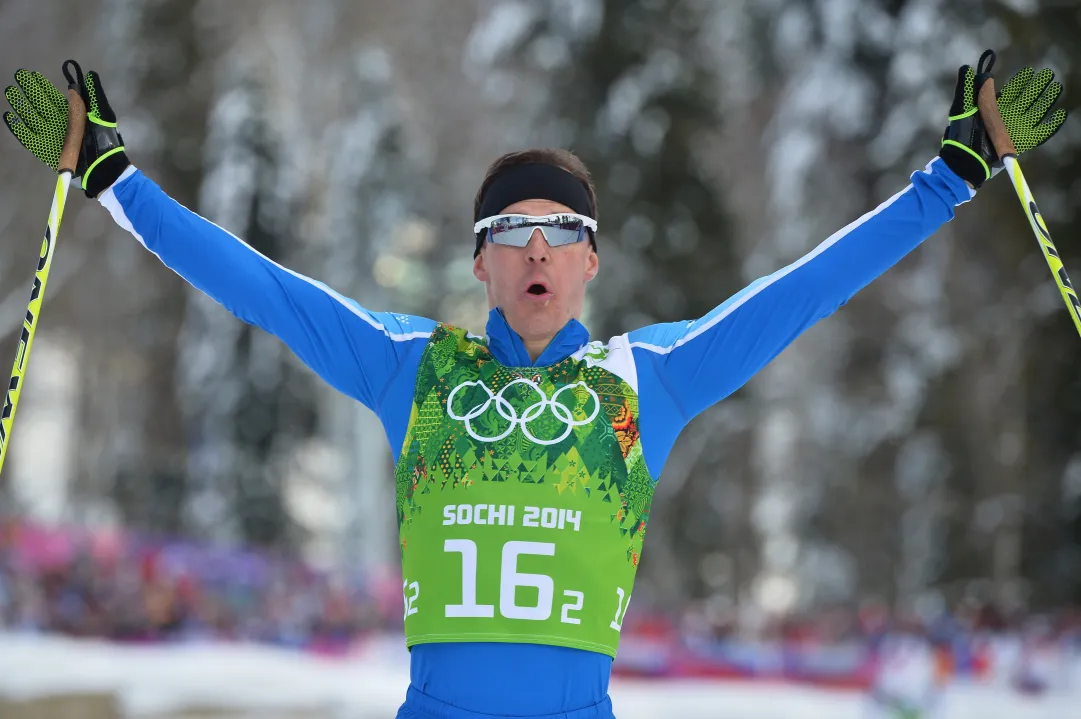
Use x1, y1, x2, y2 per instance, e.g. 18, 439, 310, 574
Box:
617, 598, 1081, 694
1, 519, 1078, 694
0, 519, 403, 653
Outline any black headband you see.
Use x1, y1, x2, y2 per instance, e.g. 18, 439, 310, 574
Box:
474, 163, 595, 256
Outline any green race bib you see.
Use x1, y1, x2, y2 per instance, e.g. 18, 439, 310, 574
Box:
395, 325, 655, 657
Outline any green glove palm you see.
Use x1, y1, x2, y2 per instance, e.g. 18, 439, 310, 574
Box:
939, 50, 1067, 187
3, 69, 70, 172
4, 64, 129, 197
996, 65, 1067, 154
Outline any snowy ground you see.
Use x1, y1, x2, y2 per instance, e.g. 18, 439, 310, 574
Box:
0, 634, 1075, 718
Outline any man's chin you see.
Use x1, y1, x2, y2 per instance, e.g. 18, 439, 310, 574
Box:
506, 304, 565, 338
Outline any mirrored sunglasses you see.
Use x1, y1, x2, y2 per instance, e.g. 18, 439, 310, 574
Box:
473, 213, 598, 248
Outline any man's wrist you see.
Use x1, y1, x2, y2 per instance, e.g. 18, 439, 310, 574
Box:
939, 141, 990, 188
84, 150, 131, 198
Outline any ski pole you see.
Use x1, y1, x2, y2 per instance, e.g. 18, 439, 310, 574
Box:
0, 61, 87, 478
978, 75, 1081, 338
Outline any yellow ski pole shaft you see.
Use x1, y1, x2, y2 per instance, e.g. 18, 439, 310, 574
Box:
0, 83, 86, 477
977, 76, 1081, 338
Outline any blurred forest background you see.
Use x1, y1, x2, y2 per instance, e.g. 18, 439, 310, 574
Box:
0, 0, 1079, 632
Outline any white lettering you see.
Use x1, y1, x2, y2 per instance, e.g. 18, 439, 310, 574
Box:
444, 539, 494, 618
561, 590, 584, 625
541, 507, 558, 529
442, 505, 580, 531
610, 587, 631, 631
456, 504, 473, 525
523, 506, 540, 528
500, 541, 555, 620
403, 580, 420, 618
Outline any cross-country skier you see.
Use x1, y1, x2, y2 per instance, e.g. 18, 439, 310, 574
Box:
3, 50, 1066, 719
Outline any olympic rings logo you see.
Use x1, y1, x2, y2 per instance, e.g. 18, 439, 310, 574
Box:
446, 378, 600, 446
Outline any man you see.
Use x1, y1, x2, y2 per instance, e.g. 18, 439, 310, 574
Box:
3, 51, 1066, 719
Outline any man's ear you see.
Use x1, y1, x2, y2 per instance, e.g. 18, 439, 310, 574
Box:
473, 250, 489, 282
585, 247, 599, 282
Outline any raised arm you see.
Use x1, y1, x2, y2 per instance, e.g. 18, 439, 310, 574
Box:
5, 65, 435, 421
630, 157, 971, 475
628, 50, 1068, 478
99, 166, 433, 415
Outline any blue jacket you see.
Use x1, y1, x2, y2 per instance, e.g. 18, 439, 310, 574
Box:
99, 158, 973, 717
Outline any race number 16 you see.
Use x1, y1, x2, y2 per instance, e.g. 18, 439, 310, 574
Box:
443, 539, 583, 623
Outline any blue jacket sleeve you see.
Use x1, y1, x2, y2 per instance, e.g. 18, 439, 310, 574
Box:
630, 157, 973, 477
98, 166, 431, 449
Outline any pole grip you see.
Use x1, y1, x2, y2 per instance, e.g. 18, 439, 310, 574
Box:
58, 86, 86, 175
977, 76, 1017, 158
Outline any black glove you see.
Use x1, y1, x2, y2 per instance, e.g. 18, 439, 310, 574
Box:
939, 50, 1067, 188
4, 62, 130, 197
77, 68, 130, 197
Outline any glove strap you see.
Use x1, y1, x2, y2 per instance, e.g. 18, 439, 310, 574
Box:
62, 60, 90, 112
82, 146, 130, 198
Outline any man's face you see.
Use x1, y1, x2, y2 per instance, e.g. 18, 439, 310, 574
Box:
473, 199, 599, 344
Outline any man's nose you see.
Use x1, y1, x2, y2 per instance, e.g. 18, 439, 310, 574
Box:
525, 229, 550, 263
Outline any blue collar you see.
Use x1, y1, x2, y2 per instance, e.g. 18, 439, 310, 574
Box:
484, 308, 590, 367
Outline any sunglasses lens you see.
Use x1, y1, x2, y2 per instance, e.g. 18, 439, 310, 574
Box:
486, 216, 586, 247
544, 227, 585, 246
488, 226, 535, 247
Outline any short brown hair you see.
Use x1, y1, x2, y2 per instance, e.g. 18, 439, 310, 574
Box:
473, 148, 598, 221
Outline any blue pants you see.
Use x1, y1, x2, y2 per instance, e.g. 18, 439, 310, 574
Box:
396, 685, 616, 719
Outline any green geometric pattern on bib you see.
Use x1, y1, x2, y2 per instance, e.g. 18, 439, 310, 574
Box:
395, 324, 653, 560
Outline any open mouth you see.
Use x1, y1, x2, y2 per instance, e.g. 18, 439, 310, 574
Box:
527, 283, 549, 296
